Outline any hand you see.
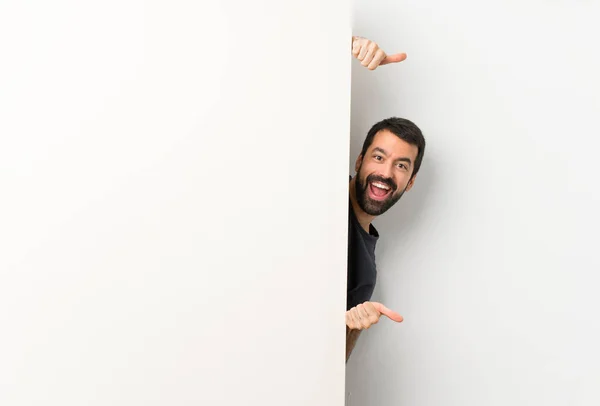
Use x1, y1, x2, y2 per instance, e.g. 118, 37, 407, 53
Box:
346, 301, 404, 330
351, 36, 407, 70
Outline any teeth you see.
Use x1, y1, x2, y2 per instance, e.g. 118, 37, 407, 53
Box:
372, 182, 390, 190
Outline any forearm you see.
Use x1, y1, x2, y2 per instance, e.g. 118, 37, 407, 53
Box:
346, 326, 362, 362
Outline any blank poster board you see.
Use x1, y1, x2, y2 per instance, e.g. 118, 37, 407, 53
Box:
346, 1, 600, 405
0, 2, 350, 405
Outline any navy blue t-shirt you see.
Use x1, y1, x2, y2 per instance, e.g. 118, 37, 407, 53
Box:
346, 194, 379, 311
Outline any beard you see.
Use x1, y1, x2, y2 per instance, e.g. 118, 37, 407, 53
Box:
354, 166, 406, 216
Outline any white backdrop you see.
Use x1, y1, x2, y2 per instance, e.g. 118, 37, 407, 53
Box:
0, 1, 351, 405
347, 1, 600, 405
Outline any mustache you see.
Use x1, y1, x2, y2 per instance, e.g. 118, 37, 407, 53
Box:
366, 174, 397, 192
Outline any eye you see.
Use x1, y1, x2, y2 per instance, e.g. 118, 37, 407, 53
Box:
374, 155, 383, 161
397, 163, 406, 170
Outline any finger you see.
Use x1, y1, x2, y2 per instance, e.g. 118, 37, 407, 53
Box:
363, 302, 381, 326
361, 43, 378, 67
345, 310, 355, 329
353, 308, 365, 330
356, 304, 371, 329
372, 302, 404, 322
380, 53, 407, 65
357, 303, 369, 319
357, 42, 369, 60
352, 39, 361, 57
347, 308, 360, 330
368, 49, 387, 70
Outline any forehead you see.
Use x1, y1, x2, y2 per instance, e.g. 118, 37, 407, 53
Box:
367, 129, 419, 160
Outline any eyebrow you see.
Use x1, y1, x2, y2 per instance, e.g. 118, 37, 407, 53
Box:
372, 147, 413, 166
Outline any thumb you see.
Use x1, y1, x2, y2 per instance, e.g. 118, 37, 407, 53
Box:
380, 53, 407, 65
372, 302, 404, 322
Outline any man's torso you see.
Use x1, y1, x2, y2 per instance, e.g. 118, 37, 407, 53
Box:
346, 198, 379, 310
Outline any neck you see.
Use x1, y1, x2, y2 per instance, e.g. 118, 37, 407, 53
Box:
349, 178, 375, 234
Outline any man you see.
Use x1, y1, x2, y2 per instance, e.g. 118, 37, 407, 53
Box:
346, 37, 426, 361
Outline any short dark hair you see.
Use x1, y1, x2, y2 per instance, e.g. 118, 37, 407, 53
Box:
360, 117, 426, 178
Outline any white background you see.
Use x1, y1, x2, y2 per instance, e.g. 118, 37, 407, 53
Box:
347, 1, 600, 405
0, 1, 350, 405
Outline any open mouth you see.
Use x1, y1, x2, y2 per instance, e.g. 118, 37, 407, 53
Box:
368, 181, 392, 201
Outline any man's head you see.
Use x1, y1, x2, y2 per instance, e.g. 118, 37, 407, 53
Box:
353, 117, 426, 217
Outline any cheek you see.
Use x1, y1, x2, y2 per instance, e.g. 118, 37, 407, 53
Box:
395, 174, 411, 190
358, 164, 374, 177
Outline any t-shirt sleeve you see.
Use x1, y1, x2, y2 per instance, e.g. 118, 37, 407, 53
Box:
347, 283, 375, 310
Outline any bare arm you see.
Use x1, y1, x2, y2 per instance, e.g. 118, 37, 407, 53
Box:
346, 326, 362, 362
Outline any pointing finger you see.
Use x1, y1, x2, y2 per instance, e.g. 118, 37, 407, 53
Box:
372, 302, 404, 323
380, 53, 407, 65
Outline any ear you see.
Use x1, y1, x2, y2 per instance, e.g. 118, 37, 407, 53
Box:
405, 174, 417, 192
355, 154, 363, 173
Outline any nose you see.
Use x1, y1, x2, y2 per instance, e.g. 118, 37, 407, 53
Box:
379, 162, 394, 180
